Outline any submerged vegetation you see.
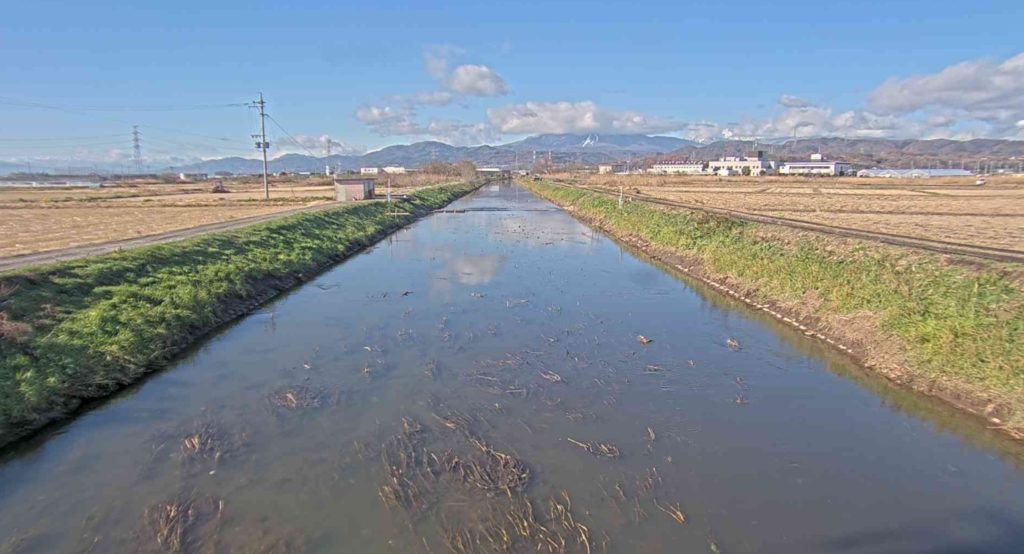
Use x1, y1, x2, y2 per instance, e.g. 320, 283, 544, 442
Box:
526, 180, 1024, 432
0, 182, 478, 447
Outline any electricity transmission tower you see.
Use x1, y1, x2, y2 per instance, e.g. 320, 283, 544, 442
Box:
250, 93, 270, 200
131, 125, 142, 174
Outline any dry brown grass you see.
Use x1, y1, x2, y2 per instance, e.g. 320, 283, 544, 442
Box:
0, 174, 457, 258
567, 173, 1024, 251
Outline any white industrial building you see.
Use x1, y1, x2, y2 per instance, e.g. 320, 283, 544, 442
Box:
779, 154, 852, 176
857, 168, 973, 178
382, 166, 408, 174
360, 167, 380, 175
707, 154, 773, 176
649, 161, 706, 175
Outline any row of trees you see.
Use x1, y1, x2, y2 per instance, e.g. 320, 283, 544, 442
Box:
420, 161, 478, 181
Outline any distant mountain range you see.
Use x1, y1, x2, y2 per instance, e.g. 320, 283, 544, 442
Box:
3, 134, 1023, 176
172, 136, 1024, 175
163, 134, 697, 175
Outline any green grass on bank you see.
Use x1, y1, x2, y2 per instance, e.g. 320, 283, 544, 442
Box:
0, 183, 477, 445
527, 180, 1024, 425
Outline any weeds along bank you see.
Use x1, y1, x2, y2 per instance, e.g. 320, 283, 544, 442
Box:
0, 182, 478, 448
525, 180, 1024, 437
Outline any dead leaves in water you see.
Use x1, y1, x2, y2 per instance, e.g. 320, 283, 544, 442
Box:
267, 385, 325, 410
652, 498, 687, 525
567, 437, 620, 459
145, 494, 223, 554
538, 370, 564, 383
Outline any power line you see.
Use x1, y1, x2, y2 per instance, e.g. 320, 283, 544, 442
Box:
0, 95, 248, 145
0, 134, 127, 142
266, 114, 319, 157
0, 96, 248, 112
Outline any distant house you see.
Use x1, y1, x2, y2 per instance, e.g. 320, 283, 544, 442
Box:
598, 163, 626, 174
178, 172, 208, 181
360, 167, 380, 175
334, 177, 375, 201
649, 161, 705, 175
779, 153, 851, 176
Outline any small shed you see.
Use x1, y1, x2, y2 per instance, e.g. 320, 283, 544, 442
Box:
334, 177, 375, 201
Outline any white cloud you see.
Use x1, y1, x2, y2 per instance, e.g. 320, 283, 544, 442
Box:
275, 134, 363, 156
355, 105, 400, 124
355, 46, 510, 143
778, 94, 814, 109
447, 64, 508, 96
869, 53, 1024, 114
425, 119, 502, 146
409, 91, 454, 106
424, 45, 463, 81
487, 101, 683, 135
355, 103, 497, 146
422, 45, 508, 97
357, 50, 1024, 147
868, 52, 1024, 136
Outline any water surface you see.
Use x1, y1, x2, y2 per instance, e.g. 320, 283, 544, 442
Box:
1, 183, 1023, 553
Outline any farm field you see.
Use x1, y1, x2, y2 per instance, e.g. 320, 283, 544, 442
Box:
0, 176, 445, 258
571, 174, 1024, 251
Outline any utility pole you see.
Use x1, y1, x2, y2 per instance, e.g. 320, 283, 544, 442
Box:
131, 125, 142, 174
250, 93, 270, 200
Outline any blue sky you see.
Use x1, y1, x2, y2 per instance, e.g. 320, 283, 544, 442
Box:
1, 0, 1022, 166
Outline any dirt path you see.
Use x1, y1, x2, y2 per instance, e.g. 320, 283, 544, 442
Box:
0, 201, 348, 273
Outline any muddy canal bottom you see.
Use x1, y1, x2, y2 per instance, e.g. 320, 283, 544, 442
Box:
2, 183, 1024, 553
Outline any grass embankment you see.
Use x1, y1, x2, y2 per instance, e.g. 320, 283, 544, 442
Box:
0, 182, 478, 447
526, 180, 1024, 434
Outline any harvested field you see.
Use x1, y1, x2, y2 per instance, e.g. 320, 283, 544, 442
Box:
0, 176, 458, 258
1, 205, 301, 257
570, 174, 1024, 251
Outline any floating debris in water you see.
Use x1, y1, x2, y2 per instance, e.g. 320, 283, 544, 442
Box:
652, 498, 687, 525
267, 385, 323, 410
144, 494, 222, 554
423, 360, 438, 380
726, 338, 742, 351
538, 370, 565, 383
637, 335, 653, 345
548, 491, 592, 554
451, 439, 530, 496
180, 422, 226, 464
567, 437, 620, 458
636, 467, 662, 497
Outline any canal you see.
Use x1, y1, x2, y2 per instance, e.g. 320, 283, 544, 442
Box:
1, 182, 1022, 553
